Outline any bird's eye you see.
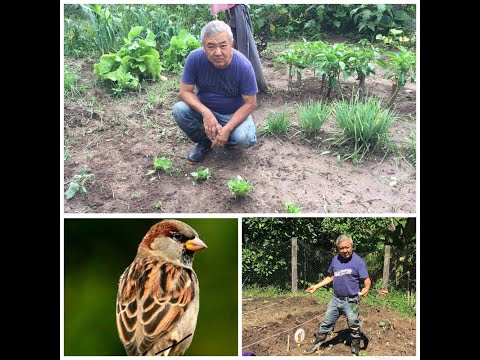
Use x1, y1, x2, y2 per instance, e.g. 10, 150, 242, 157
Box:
171, 232, 183, 241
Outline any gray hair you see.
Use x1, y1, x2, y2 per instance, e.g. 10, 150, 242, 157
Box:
200, 20, 234, 44
336, 235, 354, 247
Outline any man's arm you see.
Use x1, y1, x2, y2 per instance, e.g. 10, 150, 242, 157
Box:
305, 273, 334, 293
212, 94, 256, 147
359, 277, 371, 297
179, 82, 220, 140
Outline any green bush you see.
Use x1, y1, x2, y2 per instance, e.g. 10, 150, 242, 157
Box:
163, 29, 201, 73
93, 26, 162, 94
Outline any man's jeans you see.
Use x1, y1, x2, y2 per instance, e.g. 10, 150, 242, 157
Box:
172, 101, 257, 148
317, 295, 361, 338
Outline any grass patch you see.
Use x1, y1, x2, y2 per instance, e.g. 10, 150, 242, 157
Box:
363, 290, 416, 318
64, 64, 81, 97
242, 284, 331, 304
333, 95, 397, 164
259, 108, 291, 136
405, 129, 416, 165
298, 100, 331, 135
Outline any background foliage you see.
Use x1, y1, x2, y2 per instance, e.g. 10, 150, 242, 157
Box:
64, 218, 238, 355
64, 4, 416, 58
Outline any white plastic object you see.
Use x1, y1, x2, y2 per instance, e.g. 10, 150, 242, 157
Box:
294, 328, 305, 343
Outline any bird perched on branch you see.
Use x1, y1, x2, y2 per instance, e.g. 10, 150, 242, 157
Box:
116, 220, 207, 356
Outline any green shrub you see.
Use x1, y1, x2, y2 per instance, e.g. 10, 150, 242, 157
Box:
93, 26, 162, 94
163, 29, 201, 73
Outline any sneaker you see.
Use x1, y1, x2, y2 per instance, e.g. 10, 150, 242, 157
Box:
351, 338, 360, 355
187, 141, 212, 163
304, 333, 326, 354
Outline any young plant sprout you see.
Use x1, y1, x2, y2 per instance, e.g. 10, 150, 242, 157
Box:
190, 166, 211, 184
228, 175, 253, 197
284, 201, 302, 213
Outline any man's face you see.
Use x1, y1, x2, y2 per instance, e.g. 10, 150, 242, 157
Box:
203, 31, 234, 69
338, 240, 353, 259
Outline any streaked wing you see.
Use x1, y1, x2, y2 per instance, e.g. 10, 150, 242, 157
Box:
116, 258, 195, 355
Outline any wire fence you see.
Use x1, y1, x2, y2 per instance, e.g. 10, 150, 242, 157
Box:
243, 238, 415, 293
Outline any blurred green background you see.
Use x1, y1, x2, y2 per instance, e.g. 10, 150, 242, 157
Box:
63, 218, 238, 355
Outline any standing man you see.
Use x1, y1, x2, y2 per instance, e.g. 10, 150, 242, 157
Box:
172, 20, 258, 163
305, 235, 371, 355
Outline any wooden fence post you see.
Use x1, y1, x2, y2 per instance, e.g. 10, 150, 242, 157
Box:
381, 245, 391, 290
292, 237, 298, 292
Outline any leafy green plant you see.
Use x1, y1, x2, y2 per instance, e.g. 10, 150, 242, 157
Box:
65, 168, 94, 200
334, 95, 397, 163
228, 175, 254, 197
190, 166, 211, 184
163, 29, 201, 73
377, 46, 416, 108
298, 100, 330, 135
154, 157, 173, 171
284, 201, 302, 213
275, 42, 313, 88
351, 4, 415, 35
260, 109, 290, 136
93, 26, 163, 94
146, 156, 173, 176
341, 44, 379, 95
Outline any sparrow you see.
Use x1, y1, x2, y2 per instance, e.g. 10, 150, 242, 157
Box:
116, 219, 207, 356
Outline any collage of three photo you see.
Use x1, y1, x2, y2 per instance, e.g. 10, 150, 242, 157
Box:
62, 1, 418, 358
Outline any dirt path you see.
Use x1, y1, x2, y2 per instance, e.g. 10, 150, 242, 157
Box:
242, 296, 416, 356
63, 44, 416, 213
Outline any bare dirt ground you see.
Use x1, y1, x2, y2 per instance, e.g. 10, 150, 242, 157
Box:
242, 295, 416, 356
63, 41, 416, 213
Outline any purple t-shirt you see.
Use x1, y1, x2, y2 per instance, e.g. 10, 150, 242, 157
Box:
328, 253, 369, 297
181, 48, 258, 114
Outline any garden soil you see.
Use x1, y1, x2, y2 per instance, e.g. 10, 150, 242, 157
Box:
242, 295, 416, 356
64, 43, 416, 213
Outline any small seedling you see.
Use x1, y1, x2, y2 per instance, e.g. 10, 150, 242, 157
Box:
228, 175, 253, 197
153, 157, 173, 171
65, 168, 94, 200
284, 201, 302, 213
155, 200, 163, 210
190, 166, 211, 184
131, 192, 141, 200
147, 156, 173, 175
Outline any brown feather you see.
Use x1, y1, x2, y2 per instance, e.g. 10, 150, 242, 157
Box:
116, 258, 196, 355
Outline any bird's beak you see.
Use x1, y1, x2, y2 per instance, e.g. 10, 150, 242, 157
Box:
185, 237, 207, 252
